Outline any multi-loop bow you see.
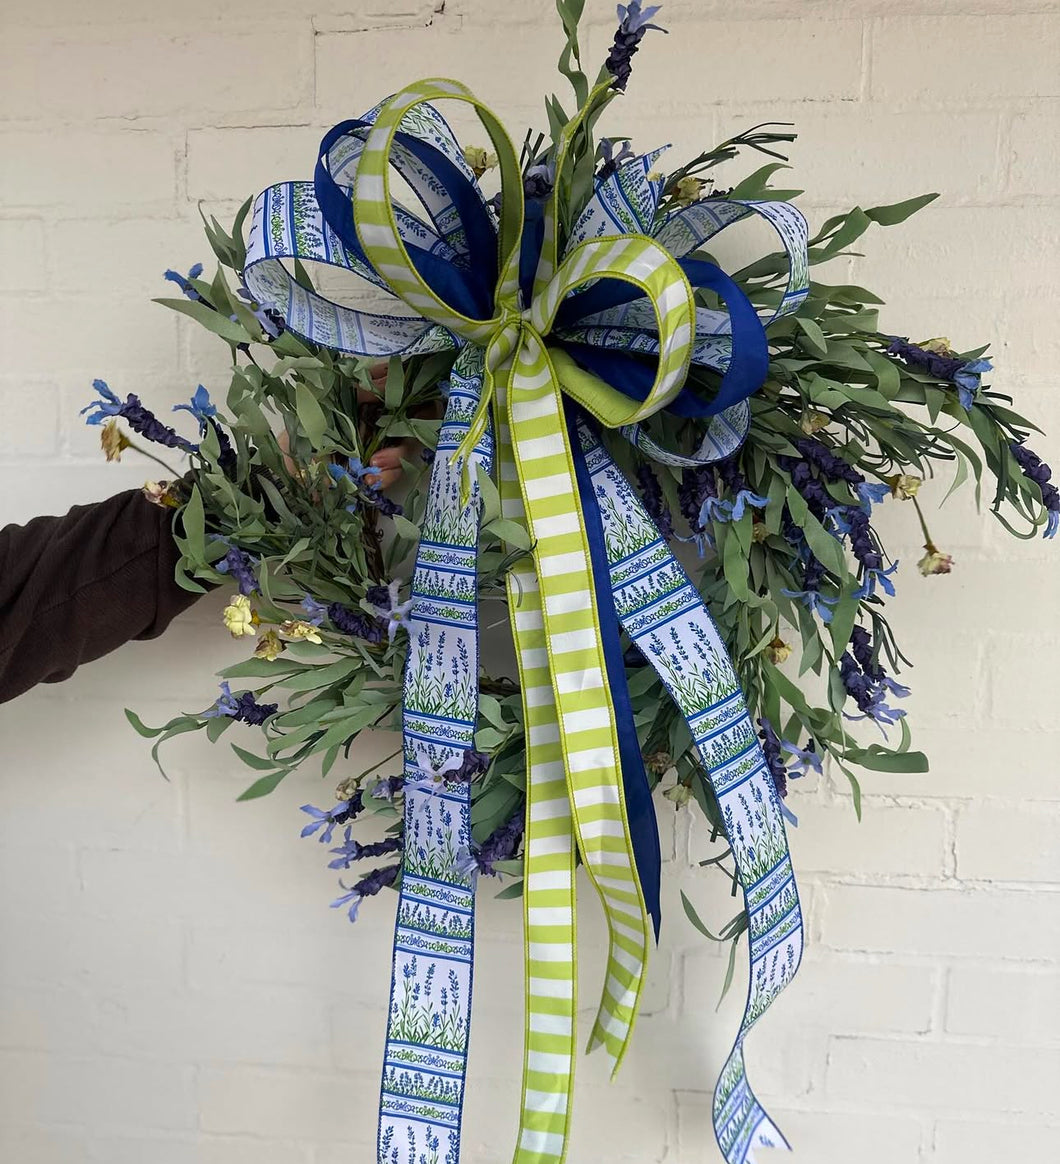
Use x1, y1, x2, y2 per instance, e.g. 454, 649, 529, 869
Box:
245, 75, 810, 1164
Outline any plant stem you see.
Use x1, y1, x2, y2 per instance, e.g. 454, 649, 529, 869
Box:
127, 440, 182, 476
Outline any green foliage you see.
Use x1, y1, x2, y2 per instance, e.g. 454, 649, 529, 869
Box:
117, 88, 1050, 966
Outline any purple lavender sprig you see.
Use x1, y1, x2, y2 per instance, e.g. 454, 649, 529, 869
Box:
1010, 439, 1060, 538
81, 380, 196, 453
215, 545, 259, 596
757, 717, 789, 801
327, 830, 404, 871
635, 463, 673, 538
330, 862, 401, 922
604, 2, 666, 91
299, 793, 365, 844
202, 681, 277, 725
886, 337, 992, 411
839, 626, 910, 728
327, 602, 387, 644
472, 811, 525, 877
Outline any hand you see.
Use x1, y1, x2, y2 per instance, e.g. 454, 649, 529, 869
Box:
279, 362, 421, 491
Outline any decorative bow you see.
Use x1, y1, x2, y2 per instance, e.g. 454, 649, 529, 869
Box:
246, 77, 809, 1164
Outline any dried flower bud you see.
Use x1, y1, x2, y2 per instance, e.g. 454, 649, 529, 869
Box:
643, 751, 672, 775
888, 474, 922, 500
253, 629, 285, 661
799, 410, 830, 436
917, 544, 954, 576
462, 146, 498, 178
335, 777, 359, 802
670, 176, 706, 206
765, 636, 793, 665
101, 419, 132, 462
662, 781, 692, 809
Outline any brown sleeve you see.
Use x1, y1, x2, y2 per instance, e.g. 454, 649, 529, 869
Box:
0, 489, 204, 704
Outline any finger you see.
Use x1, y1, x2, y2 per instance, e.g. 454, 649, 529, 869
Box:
369, 440, 419, 491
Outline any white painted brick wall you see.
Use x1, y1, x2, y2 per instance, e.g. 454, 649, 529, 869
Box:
1, 1, 1058, 1160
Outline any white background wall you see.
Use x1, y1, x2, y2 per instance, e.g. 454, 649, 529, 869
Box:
1, 1, 1058, 1161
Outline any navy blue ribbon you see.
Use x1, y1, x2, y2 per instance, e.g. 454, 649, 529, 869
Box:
568, 405, 662, 941
314, 120, 497, 319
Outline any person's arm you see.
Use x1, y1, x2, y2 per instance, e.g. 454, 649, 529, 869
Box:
0, 490, 201, 704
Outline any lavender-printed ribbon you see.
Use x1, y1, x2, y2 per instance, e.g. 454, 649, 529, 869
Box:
578, 418, 803, 1163
380, 346, 491, 1164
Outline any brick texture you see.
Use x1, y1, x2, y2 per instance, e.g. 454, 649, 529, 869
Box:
0, 1, 1057, 1161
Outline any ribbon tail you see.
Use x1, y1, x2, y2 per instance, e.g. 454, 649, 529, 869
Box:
567, 406, 662, 942
378, 346, 492, 1164
495, 376, 578, 1164
575, 418, 804, 1164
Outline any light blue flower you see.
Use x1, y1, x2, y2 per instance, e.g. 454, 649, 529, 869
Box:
202, 680, 239, 719
172, 384, 217, 429
953, 358, 992, 411
618, 1, 663, 33
854, 560, 899, 600
163, 262, 204, 301
781, 587, 838, 624
857, 482, 891, 509
300, 594, 328, 627
729, 489, 770, 522
781, 739, 823, 777
79, 378, 124, 424
329, 883, 362, 922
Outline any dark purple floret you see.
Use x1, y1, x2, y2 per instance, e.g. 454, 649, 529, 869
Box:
605, 2, 666, 91
716, 454, 749, 496
215, 545, 259, 596
327, 602, 386, 644
840, 652, 875, 715
635, 463, 673, 538
1011, 439, 1060, 537
234, 691, 277, 725
353, 862, 401, 897
794, 437, 863, 487
757, 717, 788, 800
845, 506, 884, 572
207, 419, 237, 474
371, 493, 404, 517
475, 811, 524, 876
886, 337, 966, 381
421, 447, 436, 464
678, 465, 716, 528
777, 455, 832, 519
448, 750, 491, 783
850, 624, 883, 681
328, 833, 404, 870
365, 585, 391, 608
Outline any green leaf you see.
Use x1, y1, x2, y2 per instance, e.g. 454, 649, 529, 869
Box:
494, 880, 525, 900
384, 356, 403, 410
294, 383, 328, 446
392, 513, 421, 542
865, 192, 938, 226
231, 743, 284, 771
153, 297, 251, 344
785, 484, 847, 578
484, 518, 532, 551
236, 770, 290, 801
124, 709, 167, 738
844, 747, 930, 773
179, 486, 207, 563
796, 317, 829, 358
